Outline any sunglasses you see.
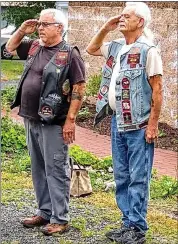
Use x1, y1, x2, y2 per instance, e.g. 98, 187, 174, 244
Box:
36, 21, 61, 28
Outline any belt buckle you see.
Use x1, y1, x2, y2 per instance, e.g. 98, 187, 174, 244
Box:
124, 125, 137, 131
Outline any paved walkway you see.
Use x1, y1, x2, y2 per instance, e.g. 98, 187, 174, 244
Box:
2, 108, 177, 178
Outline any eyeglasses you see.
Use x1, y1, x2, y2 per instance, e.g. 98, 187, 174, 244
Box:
36, 22, 61, 28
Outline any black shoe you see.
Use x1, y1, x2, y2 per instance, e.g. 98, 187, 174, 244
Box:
121, 227, 146, 244
105, 224, 130, 242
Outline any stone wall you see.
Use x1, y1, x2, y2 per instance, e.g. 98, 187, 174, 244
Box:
68, 2, 178, 128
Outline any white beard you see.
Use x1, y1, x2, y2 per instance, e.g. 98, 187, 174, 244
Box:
38, 38, 45, 46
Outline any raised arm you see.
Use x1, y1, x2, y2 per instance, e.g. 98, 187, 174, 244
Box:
6, 19, 38, 52
86, 15, 121, 56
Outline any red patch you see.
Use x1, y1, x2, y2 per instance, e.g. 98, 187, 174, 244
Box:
98, 93, 103, 100
106, 56, 114, 68
122, 100, 131, 111
122, 78, 130, 89
123, 112, 132, 124
127, 54, 140, 64
28, 41, 40, 56
55, 52, 68, 66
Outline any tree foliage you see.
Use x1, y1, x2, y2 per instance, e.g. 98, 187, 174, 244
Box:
2, 2, 56, 28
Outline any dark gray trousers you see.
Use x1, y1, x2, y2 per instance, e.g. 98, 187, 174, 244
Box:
24, 118, 70, 224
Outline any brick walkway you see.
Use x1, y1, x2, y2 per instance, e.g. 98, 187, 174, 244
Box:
3, 108, 177, 178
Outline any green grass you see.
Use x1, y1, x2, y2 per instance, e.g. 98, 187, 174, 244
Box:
1, 60, 24, 80
1, 171, 177, 243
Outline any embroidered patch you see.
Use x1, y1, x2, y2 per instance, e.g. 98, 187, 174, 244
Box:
100, 85, 109, 96
122, 78, 130, 89
98, 93, 103, 100
122, 100, 131, 111
123, 112, 132, 124
127, 54, 140, 64
55, 52, 68, 66
41, 106, 53, 116
122, 89, 130, 100
48, 93, 62, 103
28, 41, 39, 56
106, 55, 114, 68
62, 79, 70, 95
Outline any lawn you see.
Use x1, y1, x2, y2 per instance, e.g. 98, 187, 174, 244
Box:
1, 60, 24, 80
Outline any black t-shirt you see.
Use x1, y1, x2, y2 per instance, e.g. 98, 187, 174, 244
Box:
16, 40, 85, 121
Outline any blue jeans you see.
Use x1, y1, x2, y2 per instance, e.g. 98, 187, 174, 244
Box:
111, 116, 154, 233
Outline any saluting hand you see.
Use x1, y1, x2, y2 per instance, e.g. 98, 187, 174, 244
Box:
19, 19, 38, 34
102, 15, 121, 32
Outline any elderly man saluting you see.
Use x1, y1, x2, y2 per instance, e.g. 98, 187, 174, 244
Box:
87, 2, 163, 243
6, 9, 85, 235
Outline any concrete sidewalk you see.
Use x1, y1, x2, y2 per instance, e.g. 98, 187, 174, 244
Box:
3, 108, 177, 178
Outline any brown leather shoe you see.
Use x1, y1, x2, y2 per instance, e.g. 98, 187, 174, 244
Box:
41, 223, 70, 236
21, 215, 50, 228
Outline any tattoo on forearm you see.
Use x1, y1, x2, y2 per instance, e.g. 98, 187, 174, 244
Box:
71, 92, 82, 101
151, 99, 155, 107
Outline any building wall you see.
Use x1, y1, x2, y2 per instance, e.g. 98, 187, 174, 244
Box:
67, 1, 177, 128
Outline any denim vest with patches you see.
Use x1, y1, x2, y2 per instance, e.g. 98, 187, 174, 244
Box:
95, 36, 155, 131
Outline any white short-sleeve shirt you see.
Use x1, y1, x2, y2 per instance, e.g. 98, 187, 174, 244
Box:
100, 41, 163, 111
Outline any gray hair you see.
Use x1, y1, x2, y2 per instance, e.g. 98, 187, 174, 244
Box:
40, 8, 67, 34
125, 2, 154, 41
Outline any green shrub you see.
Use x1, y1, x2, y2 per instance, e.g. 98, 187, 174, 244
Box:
77, 107, 92, 121
70, 145, 100, 168
2, 151, 31, 173
69, 145, 112, 170
86, 73, 102, 96
2, 86, 16, 108
151, 175, 178, 199
1, 115, 27, 153
99, 156, 113, 170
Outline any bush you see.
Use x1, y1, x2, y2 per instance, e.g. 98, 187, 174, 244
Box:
77, 107, 92, 121
1, 115, 27, 153
2, 86, 16, 108
86, 73, 102, 96
2, 151, 31, 173
70, 145, 100, 168
69, 145, 112, 170
150, 175, 178, 199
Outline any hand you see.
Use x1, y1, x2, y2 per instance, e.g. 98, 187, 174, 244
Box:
145, 124, 158, 144
102, 15, 121, 32
63, 119, 75, 144
19, 19, 38, 34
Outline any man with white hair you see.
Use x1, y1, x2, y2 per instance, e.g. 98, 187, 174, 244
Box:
87, 2, 162, 243
6, 9, 85, 235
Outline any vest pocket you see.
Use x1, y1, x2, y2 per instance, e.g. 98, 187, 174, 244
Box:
124, 69, 142, 79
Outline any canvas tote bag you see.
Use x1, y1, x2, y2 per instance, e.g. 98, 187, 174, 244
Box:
70, 158, 92, 197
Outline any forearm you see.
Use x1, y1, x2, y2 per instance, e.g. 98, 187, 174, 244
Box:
86, 27, 109, 55
66, 82, 86, 121
6, 27, 25, 52
148, 94, 162, 126
148, 77, 163, 126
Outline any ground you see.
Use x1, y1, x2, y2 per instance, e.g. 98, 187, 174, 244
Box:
76, 100, 178, 152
